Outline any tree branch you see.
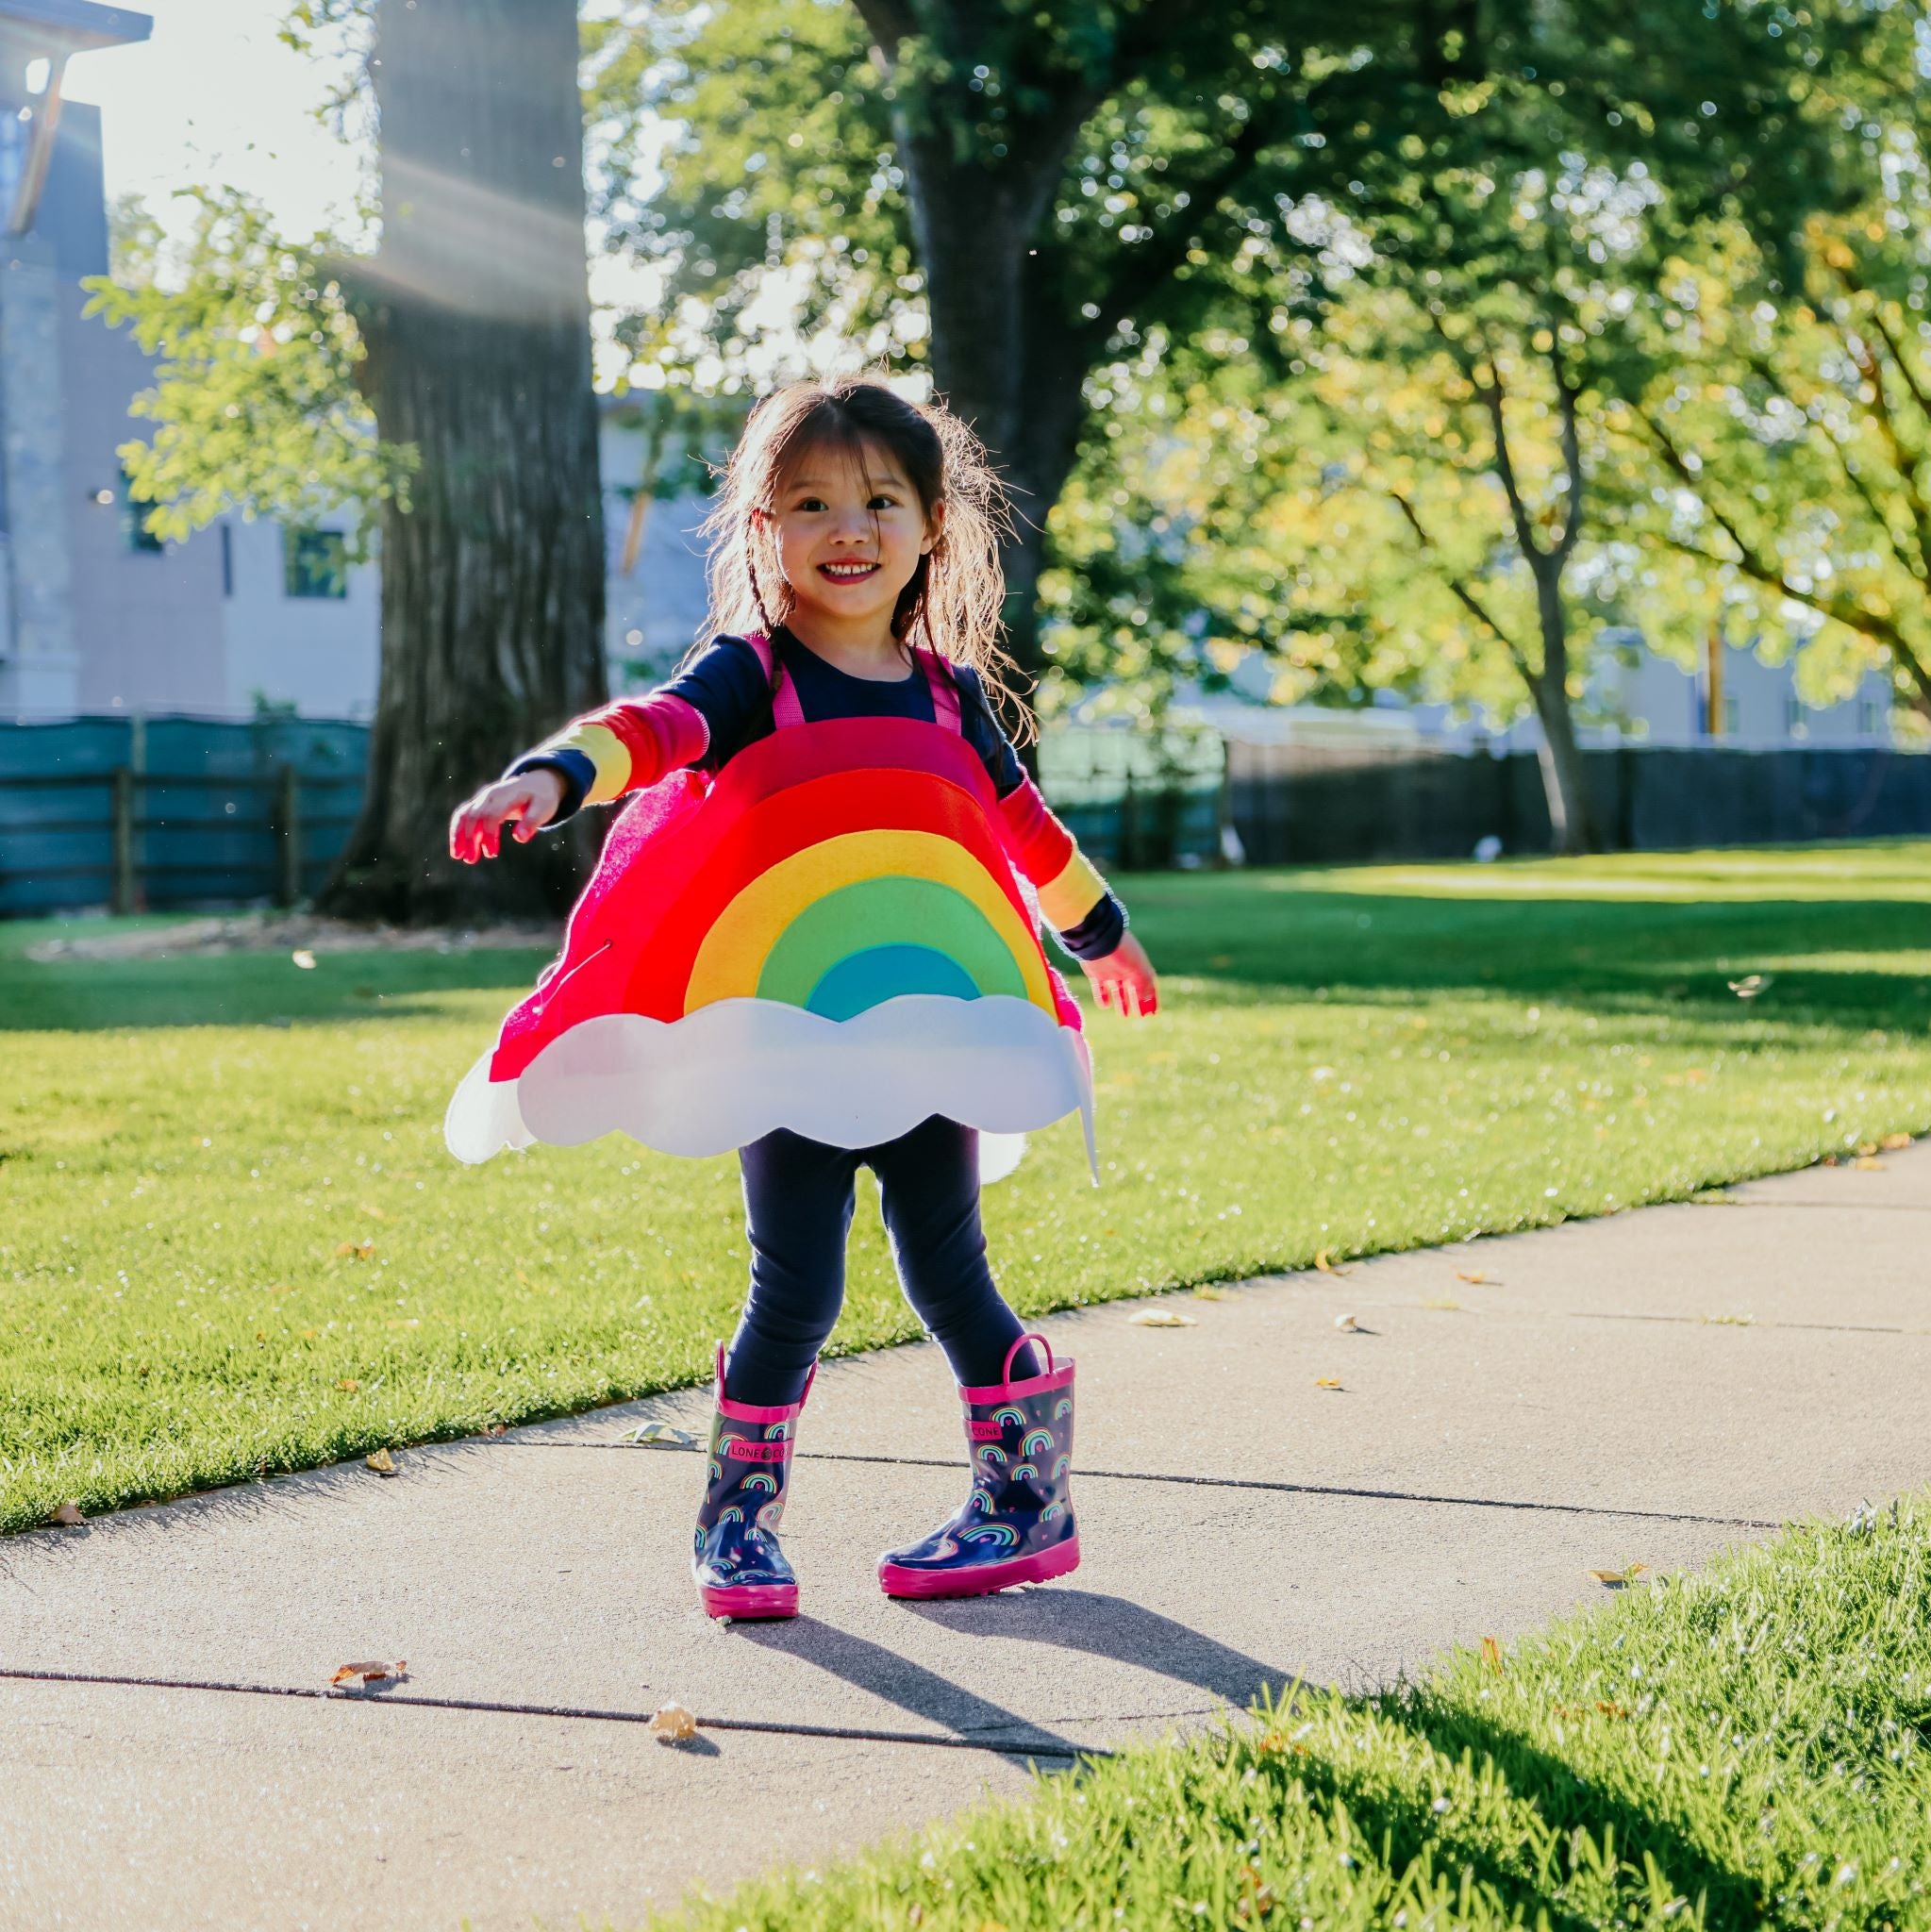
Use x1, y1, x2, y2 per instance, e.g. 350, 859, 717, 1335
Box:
1839, 322, 1931, 584
1476, 358, 1549, 568
1637, 403, 1931, 712
850, 0, 916, 58
1080, 104, 1279, 349
1849, 277, 1931, 425
1551, 350, 1585, 566
1386, 485, 1538, 686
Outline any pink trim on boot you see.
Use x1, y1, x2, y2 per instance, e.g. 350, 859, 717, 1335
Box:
698, 1579, 799, 1619
879, 1535, 1081, 1601
714, 1341, 816, 1422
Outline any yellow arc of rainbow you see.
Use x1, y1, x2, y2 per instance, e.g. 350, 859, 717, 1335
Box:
685, 828, 1054, 1017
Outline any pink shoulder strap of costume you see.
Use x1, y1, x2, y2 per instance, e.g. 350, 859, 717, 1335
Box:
914, 647, 963, 734
744, 631, 961, 735
742, 631, 805, 730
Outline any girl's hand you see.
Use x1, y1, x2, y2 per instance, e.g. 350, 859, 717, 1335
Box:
1080, 930, 1159, 1018
449, 769, 565, 863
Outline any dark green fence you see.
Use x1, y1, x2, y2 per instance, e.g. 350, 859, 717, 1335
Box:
7, 716, 1925, 919
0, 715, 368, 918
1226, 741, 1931, 863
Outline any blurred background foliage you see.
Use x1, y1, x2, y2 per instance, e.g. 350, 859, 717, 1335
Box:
84, 0, 1931, 883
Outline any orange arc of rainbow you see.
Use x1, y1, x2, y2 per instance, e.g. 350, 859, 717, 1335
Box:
684, 828, 1055, 1017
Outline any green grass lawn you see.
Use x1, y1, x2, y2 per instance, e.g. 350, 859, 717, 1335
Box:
3, 841, 1929, 1537
649, 1495, 1931, 1931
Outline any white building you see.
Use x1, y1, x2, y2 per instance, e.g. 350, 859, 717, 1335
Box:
1172, 628, 1898, 756
0, 0, 723, 725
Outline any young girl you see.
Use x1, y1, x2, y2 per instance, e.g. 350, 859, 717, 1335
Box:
446, 377, 1157, 1621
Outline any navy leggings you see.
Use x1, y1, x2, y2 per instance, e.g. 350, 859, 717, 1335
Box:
724, 1115, 1039, 1406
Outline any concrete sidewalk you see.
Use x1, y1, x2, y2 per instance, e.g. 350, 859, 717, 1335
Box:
4, 1147, 1927, 1931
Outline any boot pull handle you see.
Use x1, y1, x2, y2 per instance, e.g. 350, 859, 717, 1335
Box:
1003, 1332, 1054, 1391
715, 1341, 818, 1407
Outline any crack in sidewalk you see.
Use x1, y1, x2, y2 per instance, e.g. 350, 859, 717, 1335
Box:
0, 1666, 1107, 1761
487, 1442, 1778, 1529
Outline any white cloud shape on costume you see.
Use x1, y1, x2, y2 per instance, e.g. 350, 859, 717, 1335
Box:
444, 995, 1094, 1182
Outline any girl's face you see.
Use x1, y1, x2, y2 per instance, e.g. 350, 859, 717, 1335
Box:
764, 438, 939, 641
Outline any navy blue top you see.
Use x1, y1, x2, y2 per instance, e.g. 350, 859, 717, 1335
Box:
517, 628, 1124, 958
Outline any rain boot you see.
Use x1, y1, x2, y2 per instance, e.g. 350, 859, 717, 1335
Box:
692, 1344, 813, 1620
878, 1332, 1079, 1599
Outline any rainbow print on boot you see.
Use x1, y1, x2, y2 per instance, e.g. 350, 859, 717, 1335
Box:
693, 1347, 813, 1620
878, 1334, 1079, 1599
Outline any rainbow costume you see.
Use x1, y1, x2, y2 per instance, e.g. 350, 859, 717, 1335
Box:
445, 635, 1108, 1176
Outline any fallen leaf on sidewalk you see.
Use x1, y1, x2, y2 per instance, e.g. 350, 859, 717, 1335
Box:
1192, 1285, 1239, 1303
1855, 1157, 1886, 1171
1128, 1309, 1197, 1328
49, 1501, 85, 1526
1333, 1313, 1359, 1332
1314, 1248, 1352, 1275
1423, 1296, 1461, 1312
1589, 1562, 1650, 1588
1454, 1269, 1490, 1285
1882, 1132, 1912, 1150
623, 1422, 698, 1449
364, 1448, 398, 1476
331, 1659, 406, 1687
649, 1702, 698, 1742
1313, 1377, 1343, 1391
1480, 1637, 1504, 1674
1700, 1312, 1754, 1327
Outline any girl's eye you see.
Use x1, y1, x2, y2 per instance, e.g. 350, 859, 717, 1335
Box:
795, 497, 827, 512
868, 495, 898, 510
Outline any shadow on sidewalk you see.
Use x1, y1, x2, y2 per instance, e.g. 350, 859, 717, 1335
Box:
732, 1615, 1090, 1762
908, 1588, 1303, 1713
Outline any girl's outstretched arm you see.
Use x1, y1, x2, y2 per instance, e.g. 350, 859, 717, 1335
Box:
449, 638, 774, 860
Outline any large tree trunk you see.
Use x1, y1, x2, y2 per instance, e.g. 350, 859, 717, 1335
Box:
1526, 568, 1598, 857
874, 26, 1098, 706
324, 0, 606, 924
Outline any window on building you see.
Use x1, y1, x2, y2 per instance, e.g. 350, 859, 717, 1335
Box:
283, 527, 349, 599
1784, 694, 1807, 740
1721, 695, 1740, 736
121, 466, 162, 554
219, 523, 234, 597
1858, 698, 1884, 736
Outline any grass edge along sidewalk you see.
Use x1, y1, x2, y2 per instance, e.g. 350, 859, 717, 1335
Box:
7, 844, 1931, 1537
650, 1497, 1931, 1932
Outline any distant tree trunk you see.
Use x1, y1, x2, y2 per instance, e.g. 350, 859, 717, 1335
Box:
1488, 358, 1598, 856
324, 0, 606, 924
1523, 550, 1598, 857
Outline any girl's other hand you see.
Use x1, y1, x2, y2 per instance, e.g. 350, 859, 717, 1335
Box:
449, 769, 565, 863
1080, 930, 1159, 1018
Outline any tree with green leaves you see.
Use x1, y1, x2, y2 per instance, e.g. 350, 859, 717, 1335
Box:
1616, 43, 1931, 725
92, 0, 608, 922
1022, 1, 1864, 851
601, 0, 1864, 754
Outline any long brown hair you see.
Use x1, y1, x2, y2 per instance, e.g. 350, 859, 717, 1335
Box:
695, 376, 1030, 739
